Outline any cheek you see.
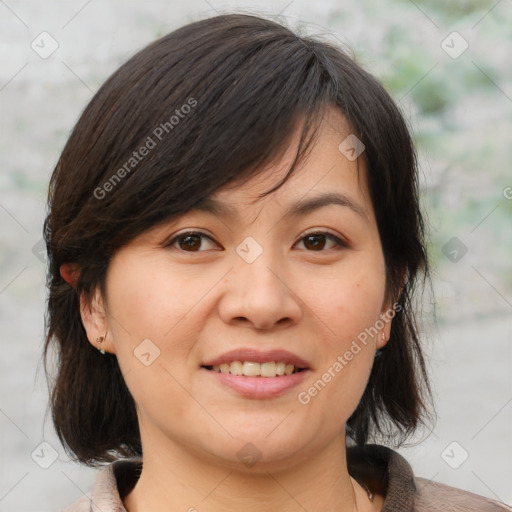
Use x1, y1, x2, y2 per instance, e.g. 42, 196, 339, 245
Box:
105, 256, 202, 343
293, 258, 385, 417
103, 258, 200, 421
103, 256, 211, 410
300, 259, 386, 345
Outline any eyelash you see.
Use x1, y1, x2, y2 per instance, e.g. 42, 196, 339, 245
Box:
165, 230, 348, 253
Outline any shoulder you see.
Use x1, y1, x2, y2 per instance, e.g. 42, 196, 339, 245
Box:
415, 477, 512, 512
62, 459, 142, 512
62, 494, 91, 512
347, 444, 512, 512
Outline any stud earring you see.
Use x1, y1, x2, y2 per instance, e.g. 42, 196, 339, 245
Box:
96, 335, 106, 354
381, 332, 387, 342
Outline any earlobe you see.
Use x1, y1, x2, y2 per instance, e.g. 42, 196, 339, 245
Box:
378, 330, 390, 350
378, 300, 396, 349
79, 289, 115, 354
378, 269, 407, 349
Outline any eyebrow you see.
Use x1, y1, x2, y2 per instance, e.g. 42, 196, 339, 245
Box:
191, 192, 368, 222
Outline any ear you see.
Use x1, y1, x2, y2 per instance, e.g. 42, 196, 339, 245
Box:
80, 287, 116, 354
377, 300, 394, 350
377, 269, 408, 349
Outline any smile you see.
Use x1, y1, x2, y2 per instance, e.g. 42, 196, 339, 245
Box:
203, 361, 305, 377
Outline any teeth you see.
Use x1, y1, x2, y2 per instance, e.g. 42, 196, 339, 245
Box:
260, 362, 276, 377
243, 361, 261, 377
208, 361, 302, 377
230, 361, 243, 375
284, 363, 294, 376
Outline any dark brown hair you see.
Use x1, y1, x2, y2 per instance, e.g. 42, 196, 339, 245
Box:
43, 13, 433, 466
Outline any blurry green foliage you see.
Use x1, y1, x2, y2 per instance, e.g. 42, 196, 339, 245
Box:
397, 0, 497, 20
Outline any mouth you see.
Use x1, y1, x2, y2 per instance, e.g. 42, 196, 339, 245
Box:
201, 361, 310, 399
201, 348, 311, 377
202, 361, 307, 378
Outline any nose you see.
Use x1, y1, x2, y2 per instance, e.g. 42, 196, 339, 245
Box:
218, 253, 302, 331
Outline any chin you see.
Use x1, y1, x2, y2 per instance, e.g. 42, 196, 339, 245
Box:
200, 427, 320, 473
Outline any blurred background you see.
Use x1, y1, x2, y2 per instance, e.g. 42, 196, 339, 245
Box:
0, 0, 511, 510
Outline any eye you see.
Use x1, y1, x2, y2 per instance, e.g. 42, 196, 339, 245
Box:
295, 231, 348, 251
166, 231, 219, 252
165, 230, 348, 253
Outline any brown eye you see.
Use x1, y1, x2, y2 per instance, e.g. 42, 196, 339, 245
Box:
168, 232, 217, 252
178, 234, 202, 251
296, 232, 347, 251
166, 231, 346, 253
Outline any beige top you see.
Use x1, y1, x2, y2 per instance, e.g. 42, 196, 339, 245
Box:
63, 444, 512, 512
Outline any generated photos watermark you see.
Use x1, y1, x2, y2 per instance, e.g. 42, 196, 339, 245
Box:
94, 97, 198, 200
297, 303, 402, 405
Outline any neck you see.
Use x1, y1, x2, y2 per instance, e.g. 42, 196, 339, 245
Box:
123, 429, 372, 512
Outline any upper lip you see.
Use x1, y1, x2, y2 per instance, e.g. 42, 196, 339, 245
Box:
202, 348, 311, 369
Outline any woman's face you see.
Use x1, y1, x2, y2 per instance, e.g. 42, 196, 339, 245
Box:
83, 109, 394, 470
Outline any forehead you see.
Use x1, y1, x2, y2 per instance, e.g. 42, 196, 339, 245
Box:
206, 108, 373, 224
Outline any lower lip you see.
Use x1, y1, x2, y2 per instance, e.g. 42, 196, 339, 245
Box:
203, 368, 309, 398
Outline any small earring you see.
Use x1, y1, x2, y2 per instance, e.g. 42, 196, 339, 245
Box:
96, 335, 106, 354
381, 332, 387, 342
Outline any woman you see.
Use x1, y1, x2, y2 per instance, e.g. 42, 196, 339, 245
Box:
43, 13, 511, 512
